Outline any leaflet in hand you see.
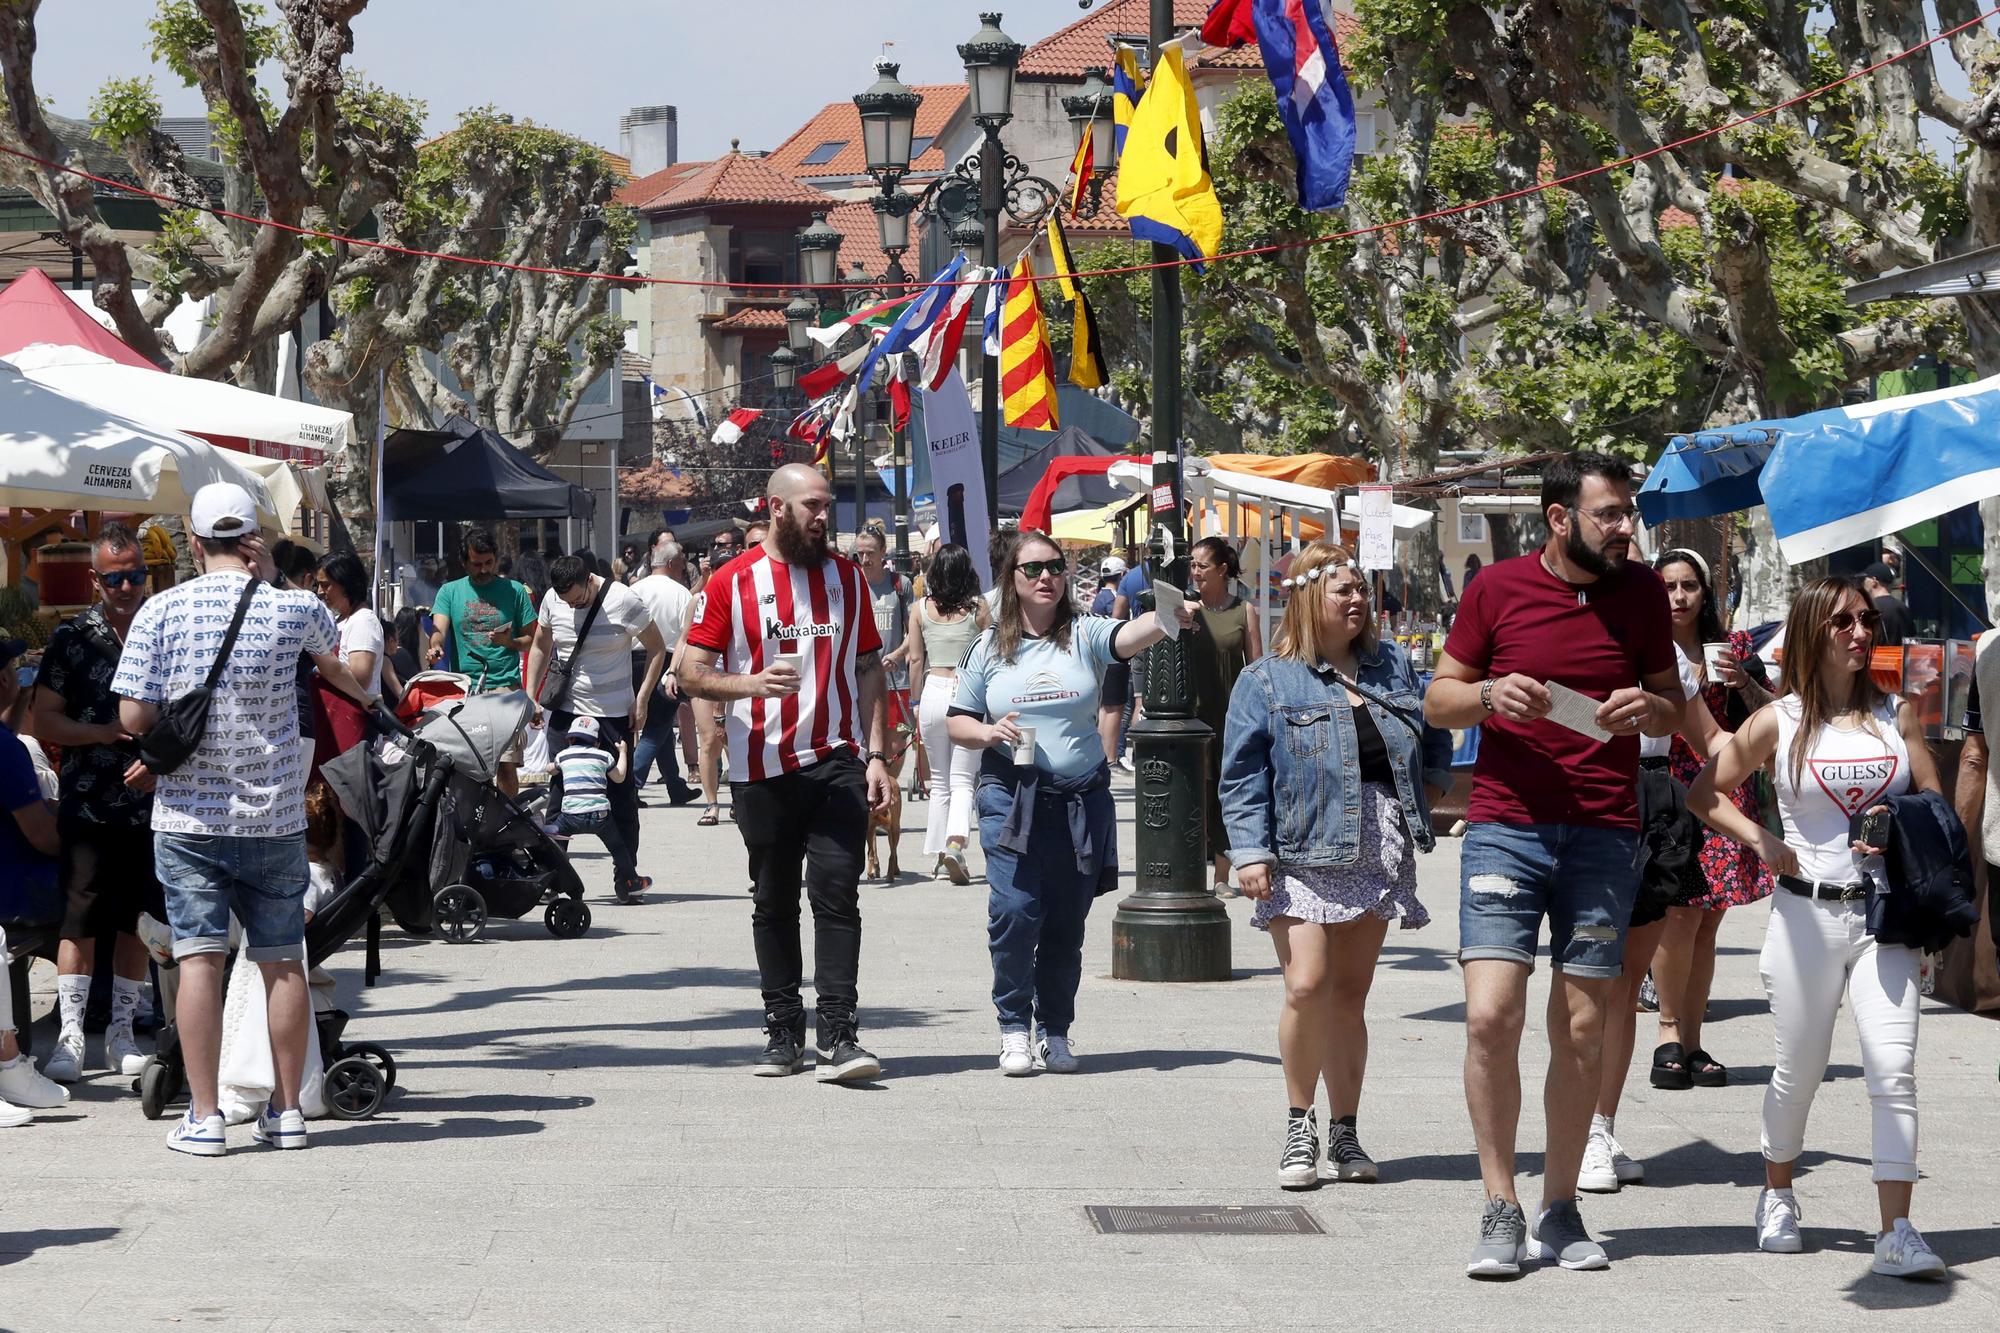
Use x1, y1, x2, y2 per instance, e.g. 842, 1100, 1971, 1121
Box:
1542, 680, 1611, 742
1151, 580, 1185, 640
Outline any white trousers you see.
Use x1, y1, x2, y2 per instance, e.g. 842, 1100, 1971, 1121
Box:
918, 673, 979, 857
1758, 889, 1921, 1183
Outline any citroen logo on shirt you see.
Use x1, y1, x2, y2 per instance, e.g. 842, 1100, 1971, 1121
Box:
1012, 669, 1080, 707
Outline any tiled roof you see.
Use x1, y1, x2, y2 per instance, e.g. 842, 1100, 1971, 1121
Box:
711, 307, 788, 331
765, 85, 967, 182
613, 159, 707, 207
620, 350, 652, 380
627, 151, 831, 213
824, 200, 888, 274
1018, 0, 1359, 78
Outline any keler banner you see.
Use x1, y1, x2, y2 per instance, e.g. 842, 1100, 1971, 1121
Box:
921, 370, 992, 582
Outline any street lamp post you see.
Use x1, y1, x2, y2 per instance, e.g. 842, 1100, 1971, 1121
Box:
958, 12, 1025, 534
796, 211, 843, 525
856, 58, 923, 570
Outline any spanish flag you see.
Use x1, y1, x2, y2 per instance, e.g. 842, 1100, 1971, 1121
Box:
1114, 44, 1224, 270
1045, 215, 1105, 391
999, 254, 1060, 431
1064, 121, 1094, 218
1112, 46, 1145, 159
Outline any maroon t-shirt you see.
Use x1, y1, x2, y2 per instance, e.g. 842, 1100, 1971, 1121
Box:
1442, 552, 1674, 829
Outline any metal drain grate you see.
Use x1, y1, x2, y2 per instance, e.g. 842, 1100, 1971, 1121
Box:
1085, 1204, 1325, 1236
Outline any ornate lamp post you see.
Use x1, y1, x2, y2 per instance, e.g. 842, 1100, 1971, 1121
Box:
783, 293, 817, 357
857, 58, 922, 567
768, 345, 798, 395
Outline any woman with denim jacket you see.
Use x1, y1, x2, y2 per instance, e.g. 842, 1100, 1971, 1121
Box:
1220, 542, 1453, 1189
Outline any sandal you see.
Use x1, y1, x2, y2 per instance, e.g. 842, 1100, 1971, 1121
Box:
696, 808, 720, 827
1686, 1048, 1727, 1087
1649, 1041, 1693, 1090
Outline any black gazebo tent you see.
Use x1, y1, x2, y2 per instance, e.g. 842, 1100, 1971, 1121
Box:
382, 416, 592, 522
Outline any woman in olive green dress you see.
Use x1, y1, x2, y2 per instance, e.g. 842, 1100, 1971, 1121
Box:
1188, 536, 1262, 897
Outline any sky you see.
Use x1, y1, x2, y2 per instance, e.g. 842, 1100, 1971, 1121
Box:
27, 1, 1108, 162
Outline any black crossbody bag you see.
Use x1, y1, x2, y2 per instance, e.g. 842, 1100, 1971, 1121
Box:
539, 575, 612, 713
140, 576, 261, 775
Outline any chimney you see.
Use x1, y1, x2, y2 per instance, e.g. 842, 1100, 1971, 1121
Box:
619, 105, 679, 178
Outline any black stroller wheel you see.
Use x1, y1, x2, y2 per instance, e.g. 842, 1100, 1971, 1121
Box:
138, 1057, 180, 1121
345, 1041, 398, 1091
545, 898, 591, 938
432, 884, 487, 943
323, 1056, 388, 1119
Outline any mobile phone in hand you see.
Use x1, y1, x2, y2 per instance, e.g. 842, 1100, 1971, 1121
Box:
1852, 808, 1891, 850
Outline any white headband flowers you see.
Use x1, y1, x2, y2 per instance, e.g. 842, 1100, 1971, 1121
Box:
1282, 561, 1360, 590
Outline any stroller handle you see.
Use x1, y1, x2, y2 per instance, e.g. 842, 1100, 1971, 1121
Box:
369, 700, 417, 742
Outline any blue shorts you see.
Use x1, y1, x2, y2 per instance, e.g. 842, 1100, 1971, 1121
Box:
155, 831, 309, 964
1458, 822, 1641, 980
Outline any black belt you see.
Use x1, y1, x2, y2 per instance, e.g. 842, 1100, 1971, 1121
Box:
1778, 873, 1867, 902
1637, 755, 1671, 772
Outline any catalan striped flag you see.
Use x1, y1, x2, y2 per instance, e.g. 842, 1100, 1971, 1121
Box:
1064, 121, 1095, 217
999, 254, 1059, 432
1045, 215, 1105, 390
1112, 47, 1146, 159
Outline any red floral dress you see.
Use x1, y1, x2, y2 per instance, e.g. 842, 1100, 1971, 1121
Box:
1667, 628, 1774, 909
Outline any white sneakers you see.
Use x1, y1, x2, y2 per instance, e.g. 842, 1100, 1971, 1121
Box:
253, 1103, 310, 1151
166, 1109, 229, 1158
1872, 1219, 1946, 1279
1580, 1119, 1644, 1193
106, 1025, 147, 1078
0, 1055, 70, 1119
1036, 1033, 1079, 1074
998, 1031, 1036, 1076
40, 1029, 84, 1083
1755, 1187, 1803, 1253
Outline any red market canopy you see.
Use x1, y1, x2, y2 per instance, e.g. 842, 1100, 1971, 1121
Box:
0, 268, 158, 370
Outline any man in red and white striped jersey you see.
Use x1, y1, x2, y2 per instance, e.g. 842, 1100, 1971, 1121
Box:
682, 464, 893, 1082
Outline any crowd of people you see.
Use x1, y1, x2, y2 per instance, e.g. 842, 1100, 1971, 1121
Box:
0, 454, 1988, 1292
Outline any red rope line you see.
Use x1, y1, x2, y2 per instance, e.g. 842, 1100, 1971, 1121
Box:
5, 6, 1993, 294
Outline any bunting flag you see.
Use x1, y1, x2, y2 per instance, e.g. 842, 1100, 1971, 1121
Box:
1112, 47, 1146, 160
1065, 122, 1095, 217
999, 253, 1060, 431
1044, 215, 1105, 391
1114, 43, 1225, 270
886, 355, 913, 433
806, 290, 920, 351
710, 407, 761, 446
1249, 0, 1357, 212
913, 267, 985, 391
1200, 0, 1259, 46
982, 262, 1009, 357
798, 342, 870, 400
788, 381, 852, 461
846, 253, 971, 409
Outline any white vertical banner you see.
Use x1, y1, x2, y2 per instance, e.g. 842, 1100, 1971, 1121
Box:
920, 369, 991, 583
1358, 483, 1394, 571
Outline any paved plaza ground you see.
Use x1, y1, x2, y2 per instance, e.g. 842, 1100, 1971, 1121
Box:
7, 779, 2000, 1331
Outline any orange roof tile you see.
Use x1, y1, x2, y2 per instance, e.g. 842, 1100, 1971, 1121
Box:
765, 85, 967, 182
1019, 0, 1359, 79
630, 151, 831, 213
712, 307, 789, 331
613, 159, 707, 207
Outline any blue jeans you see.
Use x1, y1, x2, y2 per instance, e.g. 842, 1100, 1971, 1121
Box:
630, 685, 696, 796
1458, 822, 1641, 980
155, 830, 309, 963
978, 782, 1106, 1036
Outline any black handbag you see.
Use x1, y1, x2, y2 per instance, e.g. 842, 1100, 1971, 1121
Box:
538, 574, 611, 713
139, 576, 261, 775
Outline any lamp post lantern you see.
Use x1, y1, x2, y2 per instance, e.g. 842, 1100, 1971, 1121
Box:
768, 345, 799, 394
783, 293, 817, 356
1060, 67, 1117, 216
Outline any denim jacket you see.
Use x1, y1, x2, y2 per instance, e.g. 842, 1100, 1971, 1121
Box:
1219, 640, 1453, 870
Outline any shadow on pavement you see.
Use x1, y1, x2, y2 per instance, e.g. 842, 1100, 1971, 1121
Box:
315, 1115, 546, 1146
361, 966, 763, 1018
0, 1227, 121, 1265
881, 1046, 1281, 1080
1378, 945, 1454, 973
1722, 1063, 1863, 1087
1387, 1151, 1545, 1182
1700, 996, 1772, 1023
1841, 1227, 2000, 1307
1626, 1139, 1868, 1188
387, 1092, 596, 1114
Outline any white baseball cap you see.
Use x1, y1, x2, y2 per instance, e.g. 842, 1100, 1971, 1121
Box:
190, 482, 258, 539
567, 715, 600, 742
1101, 556, 1128, 576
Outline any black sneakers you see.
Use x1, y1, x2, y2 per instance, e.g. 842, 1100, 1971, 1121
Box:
815, 1024, 883, 1083
752, 1019, 807, 1077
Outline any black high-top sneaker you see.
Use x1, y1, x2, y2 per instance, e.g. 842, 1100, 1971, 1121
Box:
752, 1016, 807, 1077
814, 1022, 882, 1083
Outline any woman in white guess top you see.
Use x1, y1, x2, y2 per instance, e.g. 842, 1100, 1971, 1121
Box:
1689, 576, 1946, 1279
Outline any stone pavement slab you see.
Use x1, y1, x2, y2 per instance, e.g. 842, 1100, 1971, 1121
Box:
5, 781, 1999, 1330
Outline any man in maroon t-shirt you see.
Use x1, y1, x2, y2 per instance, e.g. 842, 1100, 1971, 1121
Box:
682, 464, 893, 1085
1424, 452, 1682, 1276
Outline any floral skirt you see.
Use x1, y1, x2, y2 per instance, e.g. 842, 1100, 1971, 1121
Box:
1251, 783, 1429, 932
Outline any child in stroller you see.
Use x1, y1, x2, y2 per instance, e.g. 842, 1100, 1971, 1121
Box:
547, 716, 649, 904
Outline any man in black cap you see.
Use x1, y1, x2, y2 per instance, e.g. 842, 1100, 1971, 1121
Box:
1861, 562, 1913, 646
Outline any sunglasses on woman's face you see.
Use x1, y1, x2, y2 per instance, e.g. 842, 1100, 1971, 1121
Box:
1015, 558, 1067, 579
94, 570, 146, 590
1827, 608, 1881, 633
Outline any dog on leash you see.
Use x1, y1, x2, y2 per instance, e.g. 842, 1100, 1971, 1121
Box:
865, 699, 914, 881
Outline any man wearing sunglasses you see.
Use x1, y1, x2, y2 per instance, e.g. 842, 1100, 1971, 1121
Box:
30, 524, 162, 1088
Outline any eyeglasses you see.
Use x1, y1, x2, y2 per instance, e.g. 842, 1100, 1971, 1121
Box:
1827, 608, 1882, 633
1572, 504, 1639, 528
1014, 558, 1068, 579
94, 570, 147, 590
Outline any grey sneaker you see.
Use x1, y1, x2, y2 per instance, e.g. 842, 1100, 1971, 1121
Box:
1326, 1115, 1378, 1182
1467, 1197, 1526, 1278
1530, 1198, 1609, 1270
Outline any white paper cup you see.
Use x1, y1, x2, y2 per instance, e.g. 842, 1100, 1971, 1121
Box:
1702, 642, 1731, 675
772, 650, 805, 676
1012, 727, 1037, 765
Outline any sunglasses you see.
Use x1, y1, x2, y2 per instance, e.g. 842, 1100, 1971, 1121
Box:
1014, 558, 1068, 579
1827, 608, 1882, 633
95, 570, 147, 590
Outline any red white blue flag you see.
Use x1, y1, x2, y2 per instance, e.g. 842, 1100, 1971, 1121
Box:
1209, 0, 1356, 212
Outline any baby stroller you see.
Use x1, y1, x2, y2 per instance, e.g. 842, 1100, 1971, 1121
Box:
137, 707, 449, 1121
390, 691, 589, 944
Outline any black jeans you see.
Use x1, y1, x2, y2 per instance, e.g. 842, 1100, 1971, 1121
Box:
552, 810, 635, 887
549, 710, 641, 885
733, 754, 867, 1034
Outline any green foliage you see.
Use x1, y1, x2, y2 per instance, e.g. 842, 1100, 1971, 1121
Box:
88, 77, 163, 144
148, 1, 281, 88
334, 276, 375, 316
145, 206, 208, 298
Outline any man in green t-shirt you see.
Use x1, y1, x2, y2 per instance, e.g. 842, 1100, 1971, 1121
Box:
427, 528, 536, 688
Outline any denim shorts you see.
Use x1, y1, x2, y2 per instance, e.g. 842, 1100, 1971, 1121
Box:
155, 830, 309, 963
1458, 822, 1641, 979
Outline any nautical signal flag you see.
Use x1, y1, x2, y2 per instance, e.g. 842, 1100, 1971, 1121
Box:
1045, 216, 1105, 391
1200, 0, 1259, 47
1112, 47, 1145, 159
1065, 121, 1095, 218
1114, 43, 1224, 270
710, 407, 761, 446
999, 254, 1059, 432
1208, 0, 1358, 213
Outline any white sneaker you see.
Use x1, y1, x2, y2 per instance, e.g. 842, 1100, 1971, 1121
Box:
135, 913, 176, 967
1579, 1128, 1620, 1193
105, 1024, 147, 1078
0, 1054, 70, 1109
998, 1031, 1037, 1076
1755, 1187, 1803, 1254
165, 1108, 228, 1158
1608, 1131, 1643, 1185
0, 1097, 30, 1127
252, 1103, 309, 1151
1873, 1219, 1946, 1279
1036, 1032, 1079, 1074
41, 1029, 83, 1084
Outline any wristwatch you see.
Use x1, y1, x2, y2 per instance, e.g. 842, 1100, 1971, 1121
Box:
1479, 679, 1495, 713
866, 750, 890, 764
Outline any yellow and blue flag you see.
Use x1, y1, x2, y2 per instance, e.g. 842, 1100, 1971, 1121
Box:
1112, 46, 1145, 160
1113, 44, 1224, 270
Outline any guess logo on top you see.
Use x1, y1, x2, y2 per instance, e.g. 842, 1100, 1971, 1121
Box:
1809, 755, 1900, 814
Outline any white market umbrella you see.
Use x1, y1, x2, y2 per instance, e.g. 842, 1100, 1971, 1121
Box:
1, 342, 353, 456
0, 361, 282, 519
